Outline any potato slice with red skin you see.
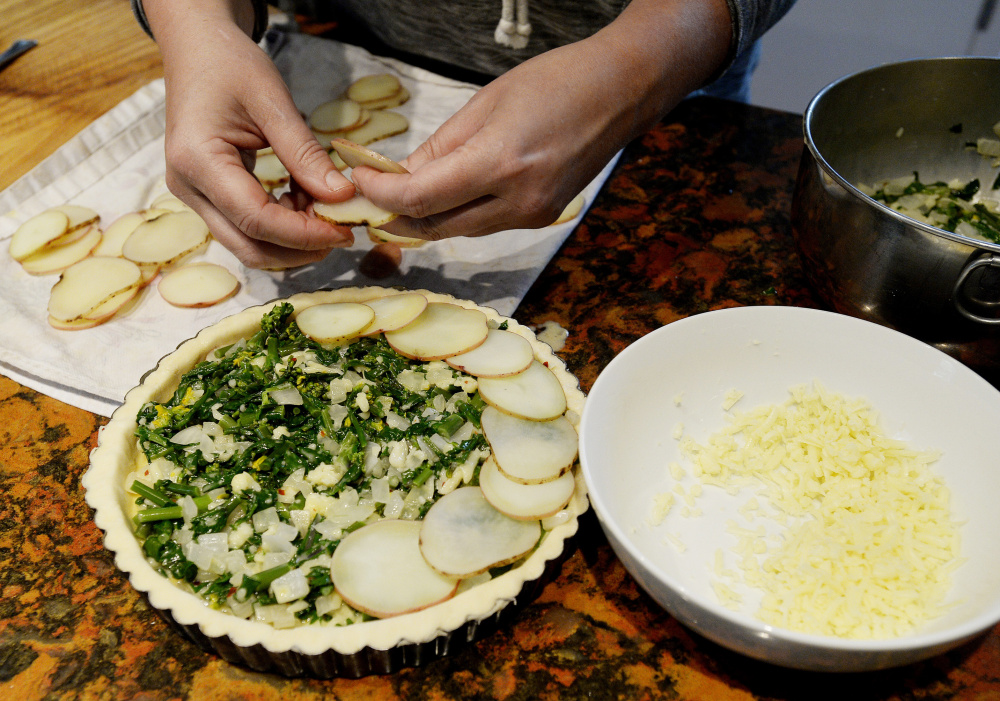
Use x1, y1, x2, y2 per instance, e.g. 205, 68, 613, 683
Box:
295, 302, 376, 344
446, 329, 534, 378
330, 139, 408, 174
479, 456, 577, 520
366, 225, 425, 248
158, 263, 240, 308
419, 486, 541, 578
92, 212, 145, 257
550, 193, 585, 226
253, 151, 290, 191
340, 110, 409, 147
309, 98, 368, 134
20, 225, 101, 275
47, 256, 142, 322
148, 192, 191, 212
360, 292, 428, 335
384, 302, 488, 361
355, 86, 410, 111
50, 204, 100, 236
331, 519, 459, 618
121, 210, 210, 267
9, 209, 71, 261
82, 284, 141, 321
478, 360, 568, 421
480, 405, 578, 484
48, 314, 106, 331
346, 73, 402, 104
313, 195, 398, 228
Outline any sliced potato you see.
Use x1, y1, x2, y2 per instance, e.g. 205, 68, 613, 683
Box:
47, 256, 143, 322
481, 405, 578, 484
419, 486, 541, 578
331, 519, 458, 618
92, 211, 145, 257
295, 302, 376, 344
360, 292, 428, 335
340, 110, 409, 147
310, 98, 368, 134
9, 210, 71, 261
330, 138, 408, 174
82, 284, 141, 321
157, 263, 240, 308
148, 192, 192, 213
121, 210, 211, 267
20, 225, 101, 275
313, 194, 397, 227
479, 456, 576, 520
48, 314, 105, 331
550, 193, 585, 226
330, 150, 348, 171
253, 151, 290, 190
384, 302, 488, 360
366, 225, 425, 248
51, 204, 100, 233
355, 86, 410, 111
446, 329, 534, 378
478, 360, 568, 421
346, 73, 402, 104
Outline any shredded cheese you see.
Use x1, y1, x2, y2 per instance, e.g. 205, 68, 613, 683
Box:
677, 382, 962, 639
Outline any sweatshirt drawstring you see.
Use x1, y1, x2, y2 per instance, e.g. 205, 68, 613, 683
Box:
495, 0, 531, 49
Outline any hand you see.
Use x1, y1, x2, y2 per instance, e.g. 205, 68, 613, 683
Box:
145, 0, 356, 269
352, 0, 731, 242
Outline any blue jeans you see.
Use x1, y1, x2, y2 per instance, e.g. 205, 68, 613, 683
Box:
690, 40, 763, 103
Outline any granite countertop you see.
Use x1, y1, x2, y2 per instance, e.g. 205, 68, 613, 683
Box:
3, 95, 999, 699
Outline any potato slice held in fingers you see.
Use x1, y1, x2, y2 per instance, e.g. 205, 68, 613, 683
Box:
331, 519, 458, 618
20, 225, 102, 275
479, 456, 577, 520
550, 192, 586, 226
309, 97, 368, 134
253, 151, 290, 191
478, 360, 568, 421
419, 487, 541, 578
330, 139, 408, 174
360, 292, 428, 335
295, 302, 376, 344
47, 256, 142, 322
366, 225, 425, 248
446, 329, 534, 378
121, 210, 210, 267
384, 303, 488, 360
340, 109, 409, 146
313, 195, 398, 228
9, 210, 71, 261
480, 405, 578, 484
158, 263, 240, 308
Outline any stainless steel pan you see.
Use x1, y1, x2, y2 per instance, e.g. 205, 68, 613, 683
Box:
792, 57, 1000, 381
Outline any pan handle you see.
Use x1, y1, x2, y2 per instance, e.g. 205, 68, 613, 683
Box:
953, 254, 1000, 324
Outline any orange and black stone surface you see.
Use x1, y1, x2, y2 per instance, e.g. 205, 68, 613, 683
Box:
3, 97, 999, 699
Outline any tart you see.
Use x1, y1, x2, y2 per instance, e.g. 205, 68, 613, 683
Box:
84, 287, 587, 677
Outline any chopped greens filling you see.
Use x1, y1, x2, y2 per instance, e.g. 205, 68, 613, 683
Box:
128, 303, 492, 627
864, 173, 1000, 243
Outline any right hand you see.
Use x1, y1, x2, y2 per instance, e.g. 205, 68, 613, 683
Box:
144, 0, 356, 269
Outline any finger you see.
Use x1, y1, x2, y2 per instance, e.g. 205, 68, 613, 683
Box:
378, 194, 532, 241
352, 149, 503, 221
256, 98, 355, 204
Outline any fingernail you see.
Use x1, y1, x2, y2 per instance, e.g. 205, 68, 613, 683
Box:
326, 172, 351, 194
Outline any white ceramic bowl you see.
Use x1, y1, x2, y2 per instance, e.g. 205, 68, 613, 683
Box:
579, 305, 1000, 672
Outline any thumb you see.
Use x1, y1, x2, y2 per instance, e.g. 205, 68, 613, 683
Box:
268, 122, 355, 204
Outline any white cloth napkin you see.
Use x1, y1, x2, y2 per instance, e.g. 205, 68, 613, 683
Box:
0, 33, 617, 417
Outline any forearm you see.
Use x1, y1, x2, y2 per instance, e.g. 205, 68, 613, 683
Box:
138, 0, 263, 46
589, 0, 733, 143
